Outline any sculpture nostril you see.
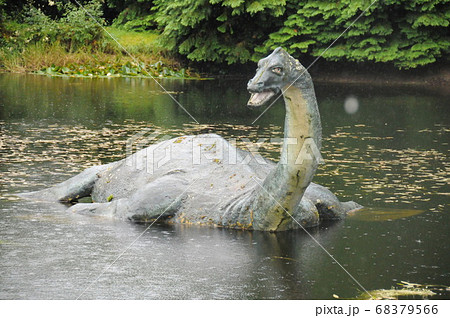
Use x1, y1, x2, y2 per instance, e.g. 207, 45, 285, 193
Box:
247, 81, 264, 92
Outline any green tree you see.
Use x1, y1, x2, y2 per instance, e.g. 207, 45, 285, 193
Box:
153, 0, 287, 64
151, 0, 450, 68
260, 0, 450, 69
0, 0, 6, 45
107, 0, 156, 30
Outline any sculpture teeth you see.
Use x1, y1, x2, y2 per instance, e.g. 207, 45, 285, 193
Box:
247, 90, 275, 106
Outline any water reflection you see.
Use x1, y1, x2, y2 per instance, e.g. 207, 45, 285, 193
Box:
0, 74, 449, 299
0, 196, 348, 299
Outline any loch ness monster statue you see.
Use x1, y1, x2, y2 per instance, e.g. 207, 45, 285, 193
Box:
19, 48, 362, 231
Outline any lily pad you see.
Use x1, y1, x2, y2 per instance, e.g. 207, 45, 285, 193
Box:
35, 60, 197, 79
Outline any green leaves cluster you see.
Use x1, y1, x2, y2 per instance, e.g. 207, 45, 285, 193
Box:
153, 0, 287, 64
262, 0, 450, 69
149, 0, 450, 68
0, 0, 7, 46
2, 0, 105, 53
109, 0, 156, 31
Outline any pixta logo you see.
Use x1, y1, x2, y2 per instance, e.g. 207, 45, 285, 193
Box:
125, 128, 172, 174
125, 129, 324, 174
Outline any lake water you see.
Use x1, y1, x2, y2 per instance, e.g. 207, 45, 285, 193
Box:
0, 73, 448, 299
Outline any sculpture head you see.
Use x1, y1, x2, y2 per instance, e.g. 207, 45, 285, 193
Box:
247, 47, 311, 108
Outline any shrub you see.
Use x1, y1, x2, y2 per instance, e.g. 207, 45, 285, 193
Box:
58, 0, 105, 51
2, 0, 105, 53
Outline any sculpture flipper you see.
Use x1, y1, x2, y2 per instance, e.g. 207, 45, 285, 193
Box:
18, 163, 114, 203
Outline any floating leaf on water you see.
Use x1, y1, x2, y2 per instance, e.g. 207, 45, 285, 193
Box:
352, 281, 449, 300
357, 288, 436, 300
398, 281, 449, 291
272, 256, 297, 262
347, 207, 425, 222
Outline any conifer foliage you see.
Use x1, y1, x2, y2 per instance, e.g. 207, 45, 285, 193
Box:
261, 0, 450, 69
153, 0, 287, 64
152, 0, 450, 68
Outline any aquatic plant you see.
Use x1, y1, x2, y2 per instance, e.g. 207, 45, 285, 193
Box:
37, 60, 191, 78
353, 281, 448, 300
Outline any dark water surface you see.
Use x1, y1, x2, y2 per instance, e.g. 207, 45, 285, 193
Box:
0, 74, 448, 299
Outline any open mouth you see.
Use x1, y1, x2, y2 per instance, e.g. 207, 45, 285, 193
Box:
247, 90, 276, 107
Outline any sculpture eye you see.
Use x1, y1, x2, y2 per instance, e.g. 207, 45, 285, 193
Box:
272, 67, 283, 75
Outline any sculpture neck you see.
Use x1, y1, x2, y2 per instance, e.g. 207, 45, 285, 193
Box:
280, 84, 322, 171
252, 82, 322, 231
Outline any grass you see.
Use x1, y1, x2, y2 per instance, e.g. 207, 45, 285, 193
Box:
105, 27, 159, 55
0, 42, 116, 73
0, 26, 195, 77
